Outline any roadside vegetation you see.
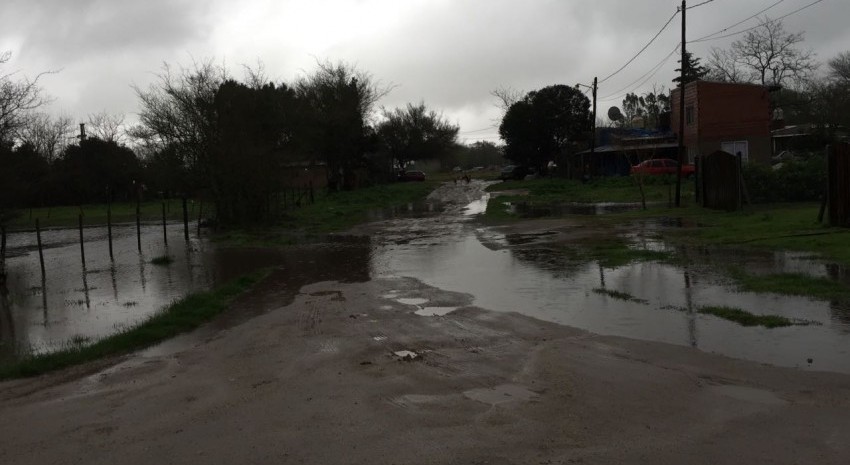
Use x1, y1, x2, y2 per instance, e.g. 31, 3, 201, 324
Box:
0, 271, 267, 380
696, 306, 795, 328
592, 288, 649, 304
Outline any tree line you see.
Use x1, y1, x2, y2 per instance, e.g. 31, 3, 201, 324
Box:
1, 57, 467, 227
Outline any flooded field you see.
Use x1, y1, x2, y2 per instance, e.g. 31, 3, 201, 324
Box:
370, 183, 850, 374
0, 222, 371, 360
3, 181, 850, 375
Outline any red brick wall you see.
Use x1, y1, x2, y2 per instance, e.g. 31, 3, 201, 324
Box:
671, 81, 771, 163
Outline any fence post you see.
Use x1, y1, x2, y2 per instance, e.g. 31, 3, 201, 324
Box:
161, 201, 168, 246
182, 196, 189, 241
78, 214, 86, 268
136, 191, 142, 253
0, 225, 6, 275
107, 193, 113, 260
197, 201, 203, 235
309, 181, 314, 204
36, 219, 46, 279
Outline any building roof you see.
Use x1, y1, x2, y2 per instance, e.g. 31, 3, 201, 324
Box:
575, 142, 678, 155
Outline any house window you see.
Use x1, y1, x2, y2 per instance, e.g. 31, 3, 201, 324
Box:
721, 141, 749, 163
687, 146, 698, 164
685, 106, 695, 125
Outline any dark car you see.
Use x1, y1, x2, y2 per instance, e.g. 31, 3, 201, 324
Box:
630, 159, 695, 178
499, 165, 528, 181
397, 170, 426, 182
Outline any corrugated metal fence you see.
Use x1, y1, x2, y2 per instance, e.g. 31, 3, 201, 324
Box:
698, 150, 742, 211
828, 142, 850, 227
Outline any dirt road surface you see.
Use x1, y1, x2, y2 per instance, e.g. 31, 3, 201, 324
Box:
1, 181, 849, 464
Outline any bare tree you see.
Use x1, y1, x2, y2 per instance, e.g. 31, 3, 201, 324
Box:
0, 51, 51, 143
16, 112, 73, 162
707, 17, 816, 88
827, 51, 850, 85
491, 86, 523, 114
131, 59, 228, 169
87, 111, 125, 143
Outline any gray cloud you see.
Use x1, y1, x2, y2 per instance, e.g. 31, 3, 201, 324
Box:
2, 0, 848, 142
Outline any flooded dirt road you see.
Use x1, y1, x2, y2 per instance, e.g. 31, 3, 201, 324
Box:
1, 181, 850, 464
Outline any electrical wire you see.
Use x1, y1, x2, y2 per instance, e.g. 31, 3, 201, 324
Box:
690, 0, 826, 43
598, 44, 681, 101
687, 0, 717, 10
458, 125, 498, 134
689, 0, 786, 42
598, 10, 680, 84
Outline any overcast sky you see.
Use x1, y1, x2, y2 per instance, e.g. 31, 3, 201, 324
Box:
2, 0, 848, 144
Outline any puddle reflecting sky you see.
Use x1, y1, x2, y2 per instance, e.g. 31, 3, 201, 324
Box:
370, 194, 850, 374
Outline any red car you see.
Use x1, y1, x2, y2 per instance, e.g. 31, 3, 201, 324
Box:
397, 170, 426, 182
630, 158, 695, 178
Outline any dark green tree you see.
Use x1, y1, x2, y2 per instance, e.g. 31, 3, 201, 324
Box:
377, 102, 459, 170
296, 61, 389, 190
210, 80, 300, 225
498, 85, 591, 171
672, 51, 708, 87
53, 138, 142, 205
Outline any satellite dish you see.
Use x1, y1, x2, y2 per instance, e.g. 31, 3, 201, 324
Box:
608, 106, 624, 121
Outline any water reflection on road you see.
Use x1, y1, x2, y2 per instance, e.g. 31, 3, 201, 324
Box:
371, 182, 850, 373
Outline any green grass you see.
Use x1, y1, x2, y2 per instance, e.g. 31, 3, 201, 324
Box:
486, 176, 691, 205
592, 288, 649, 304
697, 306, 794, 328
7, 199, 206, 230
150, 255, 174, 266
217, 181, 440, 246
729, 270, 850, 301
574, 236, 673, 268
0, 271, 267, 380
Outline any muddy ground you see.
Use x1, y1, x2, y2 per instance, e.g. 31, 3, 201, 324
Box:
1, 182, 849, 464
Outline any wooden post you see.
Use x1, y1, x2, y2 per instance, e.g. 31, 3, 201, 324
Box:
78, 214, 86, 268
36, 219, 46, 279
197, 201, 203, 235
182, 197, 189, 241
309, 181, 315, 204
0, 225, 6, 273
161, 201, 168, 246
107, 199, 113, 260
136, 192, 142, 253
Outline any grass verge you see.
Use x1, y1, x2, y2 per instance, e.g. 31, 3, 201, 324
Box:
8, 199, 205, 230
697, 306, 794, 328
0, 271, 267, 380
150, 255, 174, 266
486, 176, 690, 205
216, 181, 439, 246
592, 288, 649, 304
729, 270, 850, 301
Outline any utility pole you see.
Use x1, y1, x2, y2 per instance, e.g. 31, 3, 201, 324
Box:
590, 76, 598, 161
675, 0, 686, 207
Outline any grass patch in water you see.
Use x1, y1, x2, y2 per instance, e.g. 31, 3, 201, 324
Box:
579, 237, 673, 268
697, 306, 793, 328
728, 270, 850, 302
0, 271, 268, 380
592, 288, 649, 304
150, 255, 174, 266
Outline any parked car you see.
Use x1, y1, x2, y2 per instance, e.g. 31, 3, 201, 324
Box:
630, 159, 694, 178
499, 165, 529, 181
397, 170, 426, 182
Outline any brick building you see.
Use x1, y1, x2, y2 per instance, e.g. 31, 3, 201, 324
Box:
671, 81, 772, 164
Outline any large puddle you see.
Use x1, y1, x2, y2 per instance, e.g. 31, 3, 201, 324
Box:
0, 222, 372, 361
370, 182, 850, 374
4, 182, 850, 375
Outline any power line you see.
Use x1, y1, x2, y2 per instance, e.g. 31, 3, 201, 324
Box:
598, 10, 680, 84
458, 125, 497, 134
690, 0, 826, 43
687, 0, 717, 9
689, 0, 787, 43
598, 44, 680, 101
